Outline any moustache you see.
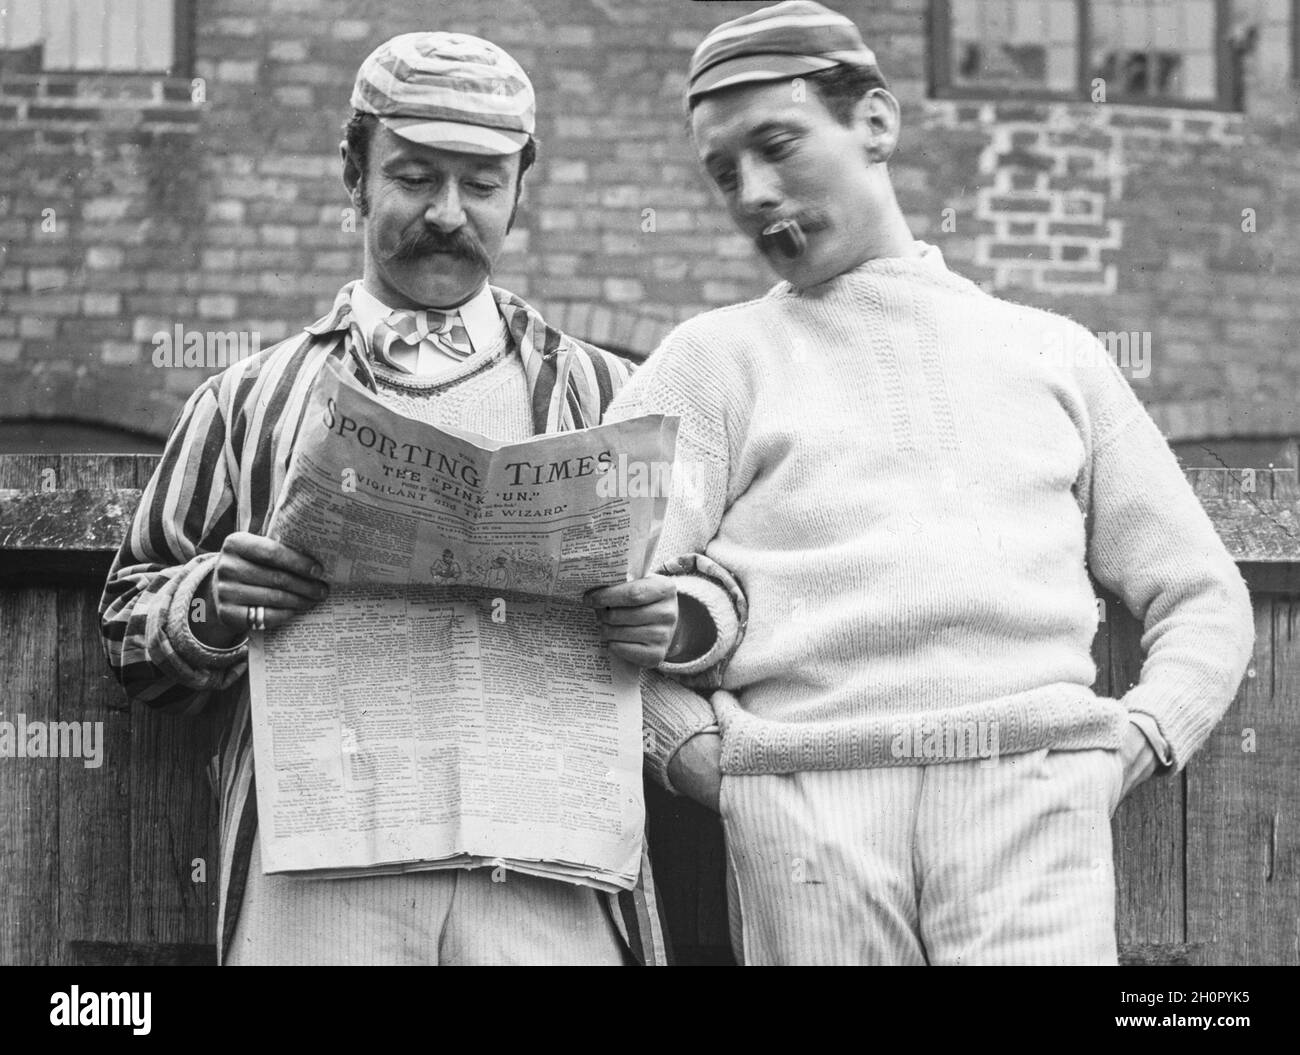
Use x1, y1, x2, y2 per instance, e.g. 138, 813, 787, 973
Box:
391, 225, 491, 272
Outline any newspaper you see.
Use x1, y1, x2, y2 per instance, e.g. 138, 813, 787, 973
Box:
246, 358, 678, 893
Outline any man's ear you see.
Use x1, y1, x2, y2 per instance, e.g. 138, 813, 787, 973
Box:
851, 88, 902, 164
341, 140, 363, 204
507, 159, 527, 233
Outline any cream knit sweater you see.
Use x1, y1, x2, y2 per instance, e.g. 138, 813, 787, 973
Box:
613, 243, 1255, 786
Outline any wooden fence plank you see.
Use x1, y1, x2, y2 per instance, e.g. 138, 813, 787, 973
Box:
64, 940, 216, 966
54, 459, 139, 957
57, 455, 141, 491
56, 586, 134, 951
0, 588, 61, 965
128, 706, 220, 947
0, 454, 62, 490
1102, 590, 1187, 952
1185, 598, 1299, 964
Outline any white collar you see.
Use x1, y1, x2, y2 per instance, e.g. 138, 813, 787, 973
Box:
349, 282, 504, 356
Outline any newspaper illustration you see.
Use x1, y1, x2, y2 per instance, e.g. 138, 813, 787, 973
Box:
247, 358, 679, 892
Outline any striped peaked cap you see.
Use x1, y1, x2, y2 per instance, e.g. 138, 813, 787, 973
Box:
687, 0, 883, 105
350, 32, 535, 155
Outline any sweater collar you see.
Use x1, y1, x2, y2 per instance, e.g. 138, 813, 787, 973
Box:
776, 240, 976, 299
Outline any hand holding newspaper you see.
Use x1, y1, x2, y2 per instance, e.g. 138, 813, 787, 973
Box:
247, 358, 679, 892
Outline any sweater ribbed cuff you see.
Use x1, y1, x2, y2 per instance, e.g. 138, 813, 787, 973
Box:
659, 573, 739, 679
640, 671, 718, 795
1119, 677, 1241, 773
163, 553, 250, 675
654, 552, 747, 689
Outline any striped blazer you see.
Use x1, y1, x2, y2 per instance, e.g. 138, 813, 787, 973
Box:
99, 281, 672, 965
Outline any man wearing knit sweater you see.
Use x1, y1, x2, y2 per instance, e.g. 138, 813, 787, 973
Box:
99, 32, 728, 966
609, 2, 1256, 965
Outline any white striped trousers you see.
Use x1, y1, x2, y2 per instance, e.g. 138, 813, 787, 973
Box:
226, 836, 626, 965
719, 747, 1124, 965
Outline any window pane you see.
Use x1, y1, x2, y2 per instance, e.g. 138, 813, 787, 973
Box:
1151, 7, 1181, 49
1178, 0, 1215, 50
1120, 1, 1147, 42
107, 0, 142, 71
1181, 52, 1215, 98
1090, 0, 1218, 100
75, 0, 109, 70
137, 0, 173, 73
1047, 43, 1075, 91
1, 5, 46, 48
1047, 0, 1075, 43
951, 0, 1075, 91
3, 0, 174, 72
42, 0, 72, 67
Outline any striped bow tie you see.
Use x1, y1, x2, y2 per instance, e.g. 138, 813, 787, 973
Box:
370, 307, 473, 367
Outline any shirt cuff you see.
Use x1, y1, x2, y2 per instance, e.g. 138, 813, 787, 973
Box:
1128, 711, 1174, 770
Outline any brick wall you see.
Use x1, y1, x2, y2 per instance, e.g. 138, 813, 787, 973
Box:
1, 0, 1296, 445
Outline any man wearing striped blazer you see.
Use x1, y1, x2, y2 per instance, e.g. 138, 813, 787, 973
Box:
99, 32, 739, 966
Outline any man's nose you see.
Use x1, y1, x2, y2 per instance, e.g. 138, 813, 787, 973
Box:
736, 155, 781, 217
424, 183, 466, 232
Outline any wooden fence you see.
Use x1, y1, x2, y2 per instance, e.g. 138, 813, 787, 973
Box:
1, 453, 1297, 965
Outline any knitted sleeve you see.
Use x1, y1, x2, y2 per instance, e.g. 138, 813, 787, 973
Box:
606, 321, 749, 789
1072, 334, 1255, 769
98, 378, 249, 716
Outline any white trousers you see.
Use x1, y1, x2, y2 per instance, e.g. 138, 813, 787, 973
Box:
720, 747, 1124, 965
226, 836, 625, 965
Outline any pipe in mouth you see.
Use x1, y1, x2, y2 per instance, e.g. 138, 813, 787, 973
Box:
760, 219, 807, 260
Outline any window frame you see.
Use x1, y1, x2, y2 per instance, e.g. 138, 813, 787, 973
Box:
0, 0, 195, 78
929, 0, 1238, 111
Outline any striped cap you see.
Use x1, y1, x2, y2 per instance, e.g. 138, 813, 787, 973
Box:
350, 32, 535, 155
687, 1, 882, 105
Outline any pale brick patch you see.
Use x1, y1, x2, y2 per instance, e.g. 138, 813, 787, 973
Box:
261, 226, 299, 247
100, 341, 141, 365
207, 200, 246, 224
198, 295, 238, 319
217, 60, 260, 84
331, 20, 371, 41
82, 293, 121, 316
84, 198, 131, 222
603, 278, 643, 303
19, 317, 56, 338
269, 40, 308, 63
551, 26, 595, 46
85, 246, 125, 270
549, 160, 589, 184
202, 249, 238, 270
28, 267, 69, 290
273, 86, 314, 108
